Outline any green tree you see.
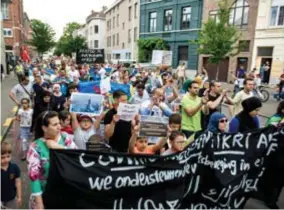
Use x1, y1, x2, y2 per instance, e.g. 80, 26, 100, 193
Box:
54, 22, 87, 56
29, 19, 55, 55
195, 0, 241, 80
137, 38, 169, 62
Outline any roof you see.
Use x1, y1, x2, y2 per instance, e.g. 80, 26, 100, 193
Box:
104, 0, 122, 14
86, 11, 106, 23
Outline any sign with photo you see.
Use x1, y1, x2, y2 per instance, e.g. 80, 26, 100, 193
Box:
139, 115, 168, 137
151, 50, 173, 66
69, 92, 104, 116
76, 49, 105, 64
117, 103, 140, 121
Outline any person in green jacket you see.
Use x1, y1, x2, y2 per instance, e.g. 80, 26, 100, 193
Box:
266, 101, 284, 126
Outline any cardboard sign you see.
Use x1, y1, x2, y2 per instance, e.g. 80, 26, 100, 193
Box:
76, 49, 105, 64
117, 103, 140, 121
139, 115, 168, 137
151, 50, 172, 66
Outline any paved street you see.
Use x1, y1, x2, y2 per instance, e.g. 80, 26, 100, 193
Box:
1, 74, 283, 209
1, 73, 18, 126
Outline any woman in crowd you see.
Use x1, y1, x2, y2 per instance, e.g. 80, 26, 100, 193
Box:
229, 97, 262, 133
51, 84, 66, 113
266, 101, 284, 126
27, 111, 77, 209
207, 112, 228, 133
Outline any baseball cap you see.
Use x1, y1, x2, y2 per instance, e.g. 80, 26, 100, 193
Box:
78, 114, 93, 122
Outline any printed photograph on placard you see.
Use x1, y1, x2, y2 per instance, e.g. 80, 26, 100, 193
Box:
139, 115, 168, 137
70, 92, 104, 116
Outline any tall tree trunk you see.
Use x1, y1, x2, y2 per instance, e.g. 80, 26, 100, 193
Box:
215, 63, 220, 81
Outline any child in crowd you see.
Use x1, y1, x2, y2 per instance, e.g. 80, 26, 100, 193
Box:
71, 113, 103, 149
59, 110, 73, 136
16, 98, 33, 160
160, 113, 182, 154
162, 131, 185, 156
1, 142, 22, 208
128, 125, 167, 155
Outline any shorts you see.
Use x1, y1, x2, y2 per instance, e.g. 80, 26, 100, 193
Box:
20, 127, 31, 140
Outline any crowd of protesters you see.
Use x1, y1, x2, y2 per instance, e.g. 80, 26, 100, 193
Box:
1, 57, 284, 209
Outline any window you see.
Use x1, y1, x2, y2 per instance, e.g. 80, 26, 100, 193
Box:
122, 22, 125, 29
110, 36, 112, 47
134, 3, 138, 18
3, 28, 12, 37
229, 0, 249, 28
209, 10, 219, 23
90, 26, 92, 35
122, 42, 125, 49
117, 33, 119, 45
134, 27, 137, 42
149, 12, 157, 32
257, 47, 273, 56
90, 41, 92, 48
113, 17, 115, 28
128, 29, 131, 43
181, 7, 191, 29
117, 14, 119, 26
2, 3, 9, 19
270, 0, 284, 26
94, 25, 99, 33
239, 40, 250, 52
129, 6, 132, 21
94, 40, 99, 48
110, 19, 112, 29
164, 9, 173, 31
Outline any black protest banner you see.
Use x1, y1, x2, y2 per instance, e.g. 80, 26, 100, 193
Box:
76, 49, 105, 64
43, 126, 284, 209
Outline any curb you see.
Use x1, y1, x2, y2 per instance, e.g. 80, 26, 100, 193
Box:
1, 106, 19, 142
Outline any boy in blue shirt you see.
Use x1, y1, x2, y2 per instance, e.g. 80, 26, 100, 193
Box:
1, 142, 22, 208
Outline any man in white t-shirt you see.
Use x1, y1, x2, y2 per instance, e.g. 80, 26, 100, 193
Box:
228, 78, 254, 116
98, 64, 106, 79
68, 65, 80, 83
9, 75, 33, 106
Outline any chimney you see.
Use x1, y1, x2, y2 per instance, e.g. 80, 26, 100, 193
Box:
102, 6, 107, 12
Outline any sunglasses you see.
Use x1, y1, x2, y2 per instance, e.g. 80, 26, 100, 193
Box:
219, 118, 228, 123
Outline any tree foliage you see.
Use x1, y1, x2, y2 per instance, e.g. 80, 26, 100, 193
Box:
195, 0, 241, 80
29, 19, 55, 55
137, 38, 169, 62
54, 22, 87, 56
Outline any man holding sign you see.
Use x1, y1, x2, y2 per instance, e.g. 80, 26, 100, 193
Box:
104, 90, 138, 153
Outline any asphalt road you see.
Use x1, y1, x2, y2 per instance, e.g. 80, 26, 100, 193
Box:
1, 75, 283, 209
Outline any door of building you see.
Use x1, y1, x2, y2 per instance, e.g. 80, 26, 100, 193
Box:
178, 46, 188, 67
202, 57, 229, 82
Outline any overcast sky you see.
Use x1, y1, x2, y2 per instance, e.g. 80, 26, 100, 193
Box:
23, 0, 115, 40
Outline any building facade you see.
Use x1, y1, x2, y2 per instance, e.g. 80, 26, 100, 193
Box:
85, 9, 106, 49
2, 0, 24, 59
105, 0, 139, 62
198, 0, 259, 82
251, 0, 284, 85
139, 0, 202, 70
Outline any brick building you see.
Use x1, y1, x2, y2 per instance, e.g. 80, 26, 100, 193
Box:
198, 0, 259, 82
2, 0, 24, 62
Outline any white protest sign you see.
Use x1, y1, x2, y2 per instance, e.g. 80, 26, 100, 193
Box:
55, 59, 61, 65
117, 103, 140, 121
100, 77, 111, 94
151, 50, 172, 66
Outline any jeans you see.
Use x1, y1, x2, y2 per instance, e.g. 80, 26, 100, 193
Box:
273, 92, 284, 100
20, 127, 31, 152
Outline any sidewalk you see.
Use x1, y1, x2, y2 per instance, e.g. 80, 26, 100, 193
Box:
222, 83, 279, 117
